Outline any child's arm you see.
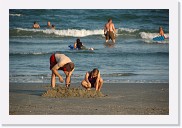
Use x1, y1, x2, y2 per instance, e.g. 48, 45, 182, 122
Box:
65, 68, 75, 86
74, 42, 77, 49
85, 72, 90, 83
95, 72, 101, 91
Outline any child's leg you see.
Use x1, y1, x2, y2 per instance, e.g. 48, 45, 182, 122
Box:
98, 77, 104, 91
51, 71, 56, 88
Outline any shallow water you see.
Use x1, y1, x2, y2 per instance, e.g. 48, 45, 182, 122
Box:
9, 9, 169, 83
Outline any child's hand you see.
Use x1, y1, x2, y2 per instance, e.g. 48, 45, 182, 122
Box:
59, 77, 64, 83
87, 82, 91, 88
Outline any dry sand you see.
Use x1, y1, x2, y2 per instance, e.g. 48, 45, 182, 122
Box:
9, 83, 169, 115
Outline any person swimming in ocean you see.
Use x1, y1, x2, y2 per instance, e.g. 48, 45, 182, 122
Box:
51, 25, 55, 30
104, 18, 116, 43
47, 21, 51, 28
81, 68, 103, 91
69, 38, 94, 50
32, 21, 40, 29
74, 38, 85, 50
47, 21, 55, 29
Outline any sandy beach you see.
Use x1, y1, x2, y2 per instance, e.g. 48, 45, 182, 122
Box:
9, 83, 169, 115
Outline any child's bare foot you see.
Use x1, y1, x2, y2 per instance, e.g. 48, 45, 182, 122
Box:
66, 84, 70, 88
51, 85, 56, 89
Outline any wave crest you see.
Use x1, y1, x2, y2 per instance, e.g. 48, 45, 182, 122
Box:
11, 28, 169, 40
139, 32, 169, 39
12, 27, 139, 37
10, 14, 22, 17
43, 29, 104, 37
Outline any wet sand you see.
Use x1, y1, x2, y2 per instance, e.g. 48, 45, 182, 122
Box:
9, 83, 169, 115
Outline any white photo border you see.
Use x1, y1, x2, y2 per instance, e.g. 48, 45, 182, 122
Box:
0, 0, 179, 125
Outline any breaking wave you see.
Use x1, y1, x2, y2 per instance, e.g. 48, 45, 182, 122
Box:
9, 13, 22, 17
10, 28, 169, 40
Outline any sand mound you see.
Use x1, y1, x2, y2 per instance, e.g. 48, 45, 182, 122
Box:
42, 87, 105, 98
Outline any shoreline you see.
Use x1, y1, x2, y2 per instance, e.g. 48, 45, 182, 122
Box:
9, 83, 169, 115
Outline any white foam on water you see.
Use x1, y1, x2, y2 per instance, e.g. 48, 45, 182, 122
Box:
14, 27, 140, 37
117, 27, 139, 33
15, 28, 42, 32
43, 29, 104, 37
139, 32, 169, 39
9, 13, 22, 17
11, 51, 50, 55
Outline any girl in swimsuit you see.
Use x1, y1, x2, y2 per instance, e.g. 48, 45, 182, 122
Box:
81, 68, 103, 91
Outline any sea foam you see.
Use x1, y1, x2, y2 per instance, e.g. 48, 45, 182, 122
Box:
9, 14, 22, 17
139, 32, 169, 39
14, 27, 139, 37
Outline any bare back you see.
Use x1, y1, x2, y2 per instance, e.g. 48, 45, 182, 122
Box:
33, 24, 40, 29
55, 54, 72, 67
159, 29, 164, 36
105, 22, 115, 32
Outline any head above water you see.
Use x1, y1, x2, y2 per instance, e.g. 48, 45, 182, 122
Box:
92, 68, 99, 78
47, 21, 51, 26
76, 38, 80, 43
34, 21, 37, 24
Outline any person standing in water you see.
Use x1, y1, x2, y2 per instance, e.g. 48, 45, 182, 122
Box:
104, 18, 116, 43
81, 68, 103, 91
50, 52, 75, 88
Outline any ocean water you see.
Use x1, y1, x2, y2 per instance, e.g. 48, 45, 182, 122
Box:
9, 9, 169, 83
